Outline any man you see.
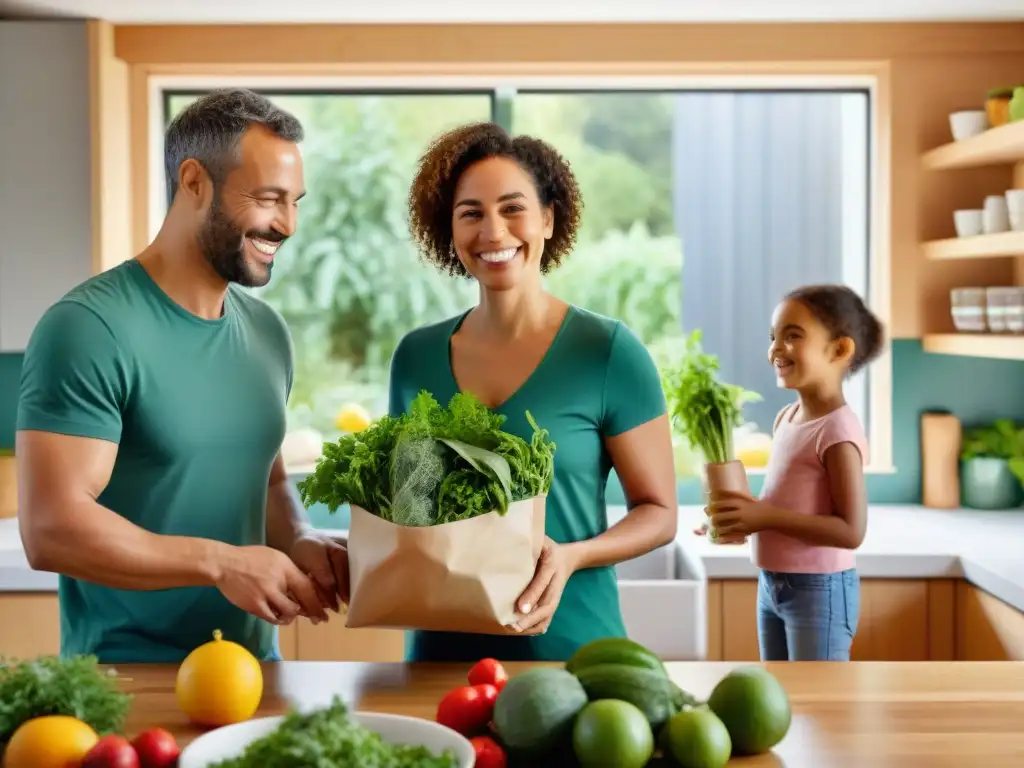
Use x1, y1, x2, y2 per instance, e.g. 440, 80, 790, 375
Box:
16, 88, 347, 663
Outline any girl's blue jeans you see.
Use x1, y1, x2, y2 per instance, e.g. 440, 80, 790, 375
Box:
756, 568, 860, 661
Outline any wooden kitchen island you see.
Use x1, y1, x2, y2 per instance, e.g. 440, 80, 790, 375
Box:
118, 661, 1024, 766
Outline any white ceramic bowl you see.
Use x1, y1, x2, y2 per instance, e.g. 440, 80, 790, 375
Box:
954, 209, 984, 237
949, 110, 988, 141
178, 712, 476, 768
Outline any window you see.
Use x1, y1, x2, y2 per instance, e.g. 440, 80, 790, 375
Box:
163, 91, 490, 441
158, 83, 876, 474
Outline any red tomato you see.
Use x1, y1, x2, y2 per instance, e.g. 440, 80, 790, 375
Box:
436, 684, 497, 735
473, 682, 499, 708
470, 735, 508, 768
81, 735, 140, 768
468, 658, 508, 691
130, 727, 180, 768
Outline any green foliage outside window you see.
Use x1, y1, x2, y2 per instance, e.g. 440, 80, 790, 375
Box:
165, 91, 685, 444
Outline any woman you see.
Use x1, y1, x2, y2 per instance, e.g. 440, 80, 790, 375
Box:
390, 122, 678, 662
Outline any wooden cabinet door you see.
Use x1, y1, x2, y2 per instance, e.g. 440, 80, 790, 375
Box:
716, 578, 942, 661
956, 582, 1024, 661
720, 580, 759, 661
851, 580, 930, 660
0, 593, 60, 659
295, 618, 405, 662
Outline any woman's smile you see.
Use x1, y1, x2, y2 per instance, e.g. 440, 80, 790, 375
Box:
476, 246, 522, 266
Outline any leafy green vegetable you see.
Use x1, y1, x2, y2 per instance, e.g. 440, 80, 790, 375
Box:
660, 330, 760, 465
961, 418, 1024, 486
389, 433, 447, 527
210, 696, 458, 768
297, 390, 556, 525
0, 655, 132, 748
438, 438, 513, 512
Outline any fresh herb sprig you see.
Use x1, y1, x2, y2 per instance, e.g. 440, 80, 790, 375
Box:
0, 655, 132, 748
210, 696, 458, 768
297, 391, 556, 526
660, 330, 760, 465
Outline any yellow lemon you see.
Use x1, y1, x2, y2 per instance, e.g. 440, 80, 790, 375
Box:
737, 432, 773, 469
176, 629, 263, 727
4, 715, 99, 768
334, 402, 372, 433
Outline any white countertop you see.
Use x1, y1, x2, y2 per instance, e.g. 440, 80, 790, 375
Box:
669, 504, 1024, 614
3, 504, 1023, 613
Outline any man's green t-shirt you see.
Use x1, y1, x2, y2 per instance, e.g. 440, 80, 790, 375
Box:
388, 305, 667, 662
17, 259, 293, 663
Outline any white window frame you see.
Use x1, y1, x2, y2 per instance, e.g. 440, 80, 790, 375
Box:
147, 72, 893, 473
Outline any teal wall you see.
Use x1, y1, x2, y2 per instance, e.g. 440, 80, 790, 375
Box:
3, 339, 1023, 529
0, 354, 22, 449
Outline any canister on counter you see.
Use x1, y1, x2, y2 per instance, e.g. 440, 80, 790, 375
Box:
921, 411, 961, 509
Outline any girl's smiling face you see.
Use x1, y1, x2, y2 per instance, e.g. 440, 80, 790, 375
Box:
768, 299, 853, 390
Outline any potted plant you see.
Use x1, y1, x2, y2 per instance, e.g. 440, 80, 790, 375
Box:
960, 419, 1024, 509
660, 330, 761, 542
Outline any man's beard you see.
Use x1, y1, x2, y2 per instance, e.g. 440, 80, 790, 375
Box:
197, 199, 285, 289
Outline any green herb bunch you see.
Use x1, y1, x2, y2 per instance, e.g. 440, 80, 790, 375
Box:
660, 330, 761, 465
211, 696, 458, 767
0, 655, 132, 748
297, 391, 556, 526
961, 418, 1024, 486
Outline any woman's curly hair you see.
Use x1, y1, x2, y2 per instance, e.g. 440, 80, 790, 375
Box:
407, 122, 584, 277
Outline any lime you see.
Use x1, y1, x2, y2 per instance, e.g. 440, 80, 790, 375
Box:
572, 699, 654, 768
665, 707, 732, 768
707, 666, 791, 755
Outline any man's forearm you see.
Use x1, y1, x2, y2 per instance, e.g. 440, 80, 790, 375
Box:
762, 504, 862, 549
563, 504, 678, 572
23, 499, 231, 590
265, 475, 312, 553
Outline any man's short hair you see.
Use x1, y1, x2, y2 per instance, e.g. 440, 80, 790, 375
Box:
163, 88, 304, 202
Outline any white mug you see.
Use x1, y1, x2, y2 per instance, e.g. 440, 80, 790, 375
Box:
954, 209, 984, 237
1005, 189, 1024, 232
983, 195, 1010, 234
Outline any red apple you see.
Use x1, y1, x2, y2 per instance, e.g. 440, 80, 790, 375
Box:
131, 727, 181, 768
81, 735, 140, 768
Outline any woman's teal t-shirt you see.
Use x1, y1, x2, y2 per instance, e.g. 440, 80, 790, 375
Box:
387, 304, 667, 662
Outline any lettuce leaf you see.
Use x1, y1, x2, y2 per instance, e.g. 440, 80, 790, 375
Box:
296, 391, 556, 526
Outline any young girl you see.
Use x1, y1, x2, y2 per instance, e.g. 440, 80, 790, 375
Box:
708, 284, 884, 662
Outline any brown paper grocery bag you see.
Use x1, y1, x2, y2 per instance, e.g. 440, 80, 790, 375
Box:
344, 494, 546, 634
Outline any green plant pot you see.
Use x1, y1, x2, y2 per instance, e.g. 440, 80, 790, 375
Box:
961, 457, 1023, 509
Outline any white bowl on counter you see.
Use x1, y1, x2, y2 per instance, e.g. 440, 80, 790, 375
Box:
178, 711, 476, 768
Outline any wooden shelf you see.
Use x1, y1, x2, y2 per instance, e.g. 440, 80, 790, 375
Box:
923, 333, 1024, 360
923, 231, 1024, 260
922, 120, 1024, 171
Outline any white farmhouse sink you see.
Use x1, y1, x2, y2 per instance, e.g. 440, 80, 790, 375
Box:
615, 538, 707, 661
